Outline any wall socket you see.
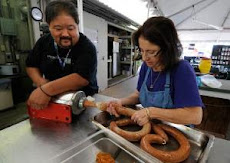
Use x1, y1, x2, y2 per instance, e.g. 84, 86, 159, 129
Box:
0, 45, 6, 52
5, 53, 14, 63
0, 54, 6, 64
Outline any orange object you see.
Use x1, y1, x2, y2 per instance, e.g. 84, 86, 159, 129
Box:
199, 58, 212, 74
27, 103, 72, 123
96, 152, 115, 163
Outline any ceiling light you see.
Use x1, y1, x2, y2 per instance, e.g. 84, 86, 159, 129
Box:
127, 25, 138, 30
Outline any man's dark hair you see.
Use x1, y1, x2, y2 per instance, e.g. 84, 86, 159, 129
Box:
45, 0, 79, 24
132, 16, 183, 71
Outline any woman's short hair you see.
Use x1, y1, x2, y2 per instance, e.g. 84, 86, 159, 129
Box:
45, 0, 79, 25
132, 16, 183, 71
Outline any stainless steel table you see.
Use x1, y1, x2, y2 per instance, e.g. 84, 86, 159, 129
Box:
207, 138, 230, 163
199, 79, 230, 100
0, 94, 230, 163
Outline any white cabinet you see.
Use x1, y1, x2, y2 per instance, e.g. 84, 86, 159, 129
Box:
0, 79, 13, 110
112, 41, 120, 76
119, 36, 133, 76
84, 12, 108, 91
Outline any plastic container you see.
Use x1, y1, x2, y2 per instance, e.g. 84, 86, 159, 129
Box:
199, 58, 212, 74
196, 76, 202, 87
200, 74, 222, 88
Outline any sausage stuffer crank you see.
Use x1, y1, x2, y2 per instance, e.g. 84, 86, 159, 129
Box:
27, 91, 107, 123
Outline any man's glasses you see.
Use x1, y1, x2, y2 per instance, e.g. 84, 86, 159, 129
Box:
137, 48, 160, 58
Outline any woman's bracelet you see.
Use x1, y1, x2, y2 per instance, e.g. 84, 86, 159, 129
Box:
40, 86, 52, 97
145, 108, 151, 120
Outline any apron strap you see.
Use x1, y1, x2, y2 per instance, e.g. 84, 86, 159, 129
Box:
164, 71, 170, 91
143, 68, 151, 84
163, 71, 171, 108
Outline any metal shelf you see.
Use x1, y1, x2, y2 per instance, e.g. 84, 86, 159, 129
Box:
120, 61, 131, 64
121, 46, 132, 49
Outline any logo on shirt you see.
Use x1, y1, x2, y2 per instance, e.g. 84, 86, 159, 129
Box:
47, 55, 71, 65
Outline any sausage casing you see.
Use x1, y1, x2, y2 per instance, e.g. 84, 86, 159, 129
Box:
140, 124, 190, 163
110, 119, 151, 141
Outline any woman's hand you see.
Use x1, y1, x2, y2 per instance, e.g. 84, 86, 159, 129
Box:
131, 108, 150, 126
27, 87, 51, 109
106, 100, 122, 117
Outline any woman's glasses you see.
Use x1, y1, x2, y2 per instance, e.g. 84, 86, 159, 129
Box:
137, 48, 160, 58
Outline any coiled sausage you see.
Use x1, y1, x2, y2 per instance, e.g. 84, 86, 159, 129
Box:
110, 119, 151, 141
140, 124, 190, 163
109, 106, 151, 141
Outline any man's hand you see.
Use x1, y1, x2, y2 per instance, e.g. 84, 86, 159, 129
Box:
37, 78, 49, 87
27, 87, 51, 109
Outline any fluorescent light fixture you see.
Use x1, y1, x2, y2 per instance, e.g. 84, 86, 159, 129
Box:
127, 25, 138, 30
194, 19, 223, 31
98, 0, 148, 24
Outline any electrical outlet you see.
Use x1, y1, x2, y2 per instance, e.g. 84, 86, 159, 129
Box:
0, 45, 6, 52
0, 54, 6, 64
16, 54, 20, 60
5, 53, 13, 62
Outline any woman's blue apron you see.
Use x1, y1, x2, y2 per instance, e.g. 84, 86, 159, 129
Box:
139, 68, 173, 108
139, 68, 194, 127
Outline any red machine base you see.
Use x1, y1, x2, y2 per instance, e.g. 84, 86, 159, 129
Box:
28, 103, 72, 123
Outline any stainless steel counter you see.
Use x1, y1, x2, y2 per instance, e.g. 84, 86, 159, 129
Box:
0, 94, 230, 163
199, 79, 230, 100
0, 94, 114, 163
207, 138, 230, 163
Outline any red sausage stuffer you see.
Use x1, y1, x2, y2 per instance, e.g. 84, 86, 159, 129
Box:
28, 91, 97, 123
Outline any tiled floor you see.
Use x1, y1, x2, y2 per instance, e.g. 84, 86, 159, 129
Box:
99, 75, 138, 98
108, 74, 133, 87
0, 102, 28, 130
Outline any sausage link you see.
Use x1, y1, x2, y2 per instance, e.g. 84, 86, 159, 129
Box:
95, 102, 136, 117
110, 119, 151, 141
152, 123, 169, 142
140, 124, 190, 163
116, 107, 136, 117
114, 118, 136, 126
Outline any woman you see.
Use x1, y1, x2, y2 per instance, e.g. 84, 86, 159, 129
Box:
107, 16, 203, 126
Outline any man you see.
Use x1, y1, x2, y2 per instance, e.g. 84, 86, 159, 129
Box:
26, 1, 98, 109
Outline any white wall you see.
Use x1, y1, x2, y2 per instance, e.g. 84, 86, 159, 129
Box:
179, 30, 230, 58
83, 12, 108, 92
178, 30, 230, 42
